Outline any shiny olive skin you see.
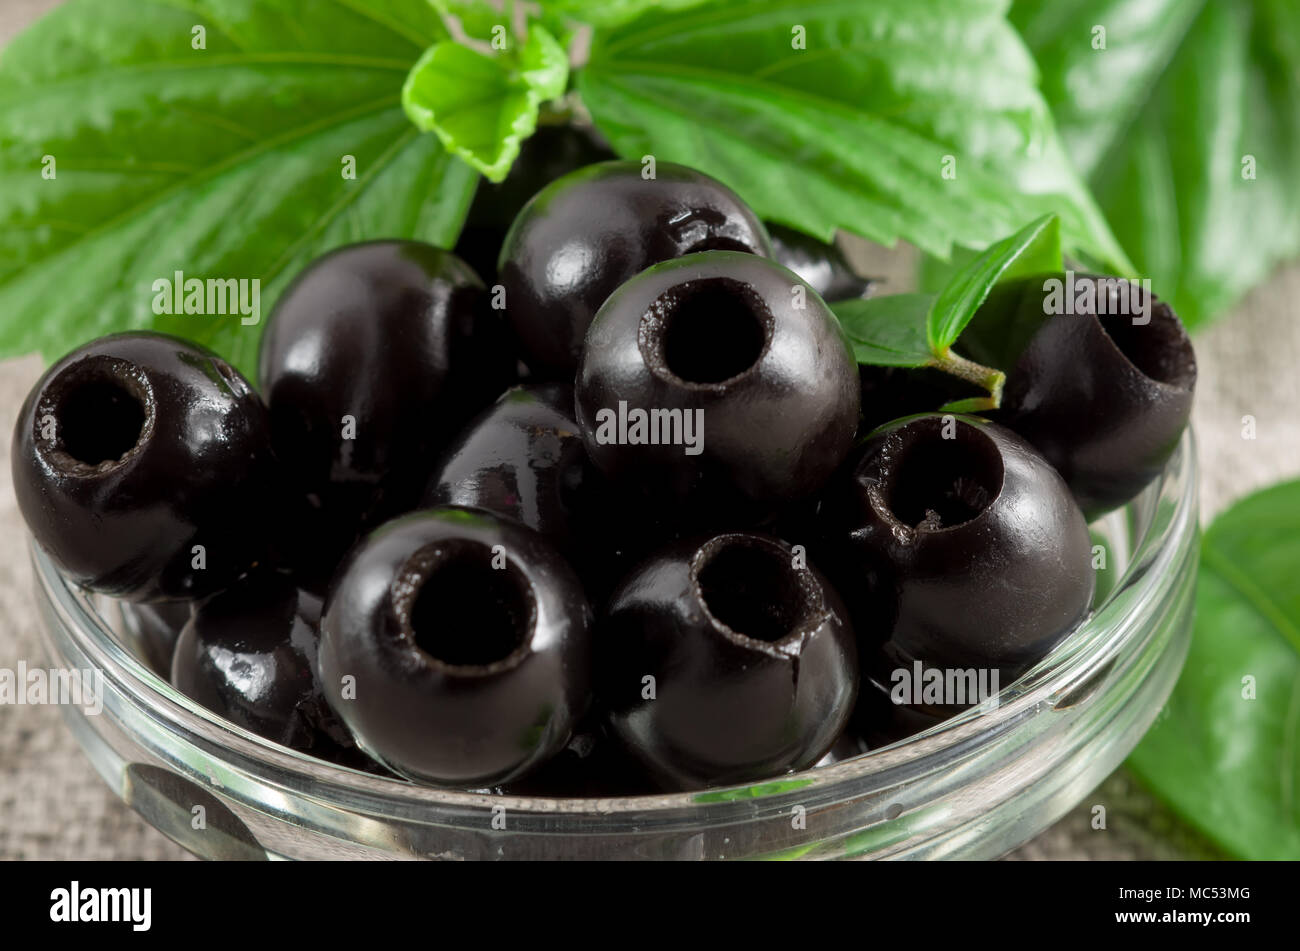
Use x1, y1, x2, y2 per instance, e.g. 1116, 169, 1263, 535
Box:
12, 332, 277, 601
498, 161, 773, 376
318, 507, 593, 787
993, 274, 1197, 518
170, 571, 363, 759
259, 240, 514, 590
598, 532, 858, 790
422, 383, 655, 607
576, 251, 860, 519
423, 383, 603, 556
766, 224, 872, 302
818, 414, 1094, 686
455, 125, 615, 282
120, 600, 193, 677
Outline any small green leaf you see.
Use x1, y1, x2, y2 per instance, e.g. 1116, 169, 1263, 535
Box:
926, 214, 1060, 352
834, 211, 1050, 408
833, 289, 1006, 408
1128, 480, 1300, 860
955, 274, 1053, 376
402, 23, 568, 182
519, 24, 569, 100
916, 245, 980, 296
832, 294, 936, 368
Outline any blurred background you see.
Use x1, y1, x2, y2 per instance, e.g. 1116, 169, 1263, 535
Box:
1, 0, 1296, 859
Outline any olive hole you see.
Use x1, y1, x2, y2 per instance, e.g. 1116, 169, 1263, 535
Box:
1096, 302, 1196, 388
886, 423, 1003, 531
409, 548, 534, 667
651, 278, 769, 384
697, 540, 816, 643
58, 381, 147, 466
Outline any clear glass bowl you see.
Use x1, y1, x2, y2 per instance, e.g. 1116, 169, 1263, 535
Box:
32, 433, 1199, 860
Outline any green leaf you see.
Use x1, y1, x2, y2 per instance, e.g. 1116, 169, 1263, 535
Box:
403, 23, 568, 182
0, 0, 476, 378
434, 1, 510, 42
518, 24, 570, 99
834, 214, 1053, 407
1011, 0, 1300, 330
1128, 480, 1300, 860
832, 294, 935, 368
578, 0, 1131, 270
926, 214, 1059, 352
544, 0, 714, 29
955, 274, 1051, 376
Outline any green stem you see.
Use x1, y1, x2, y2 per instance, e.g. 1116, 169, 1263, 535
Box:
932, 348, 1005, 409
537, 96, 577, 125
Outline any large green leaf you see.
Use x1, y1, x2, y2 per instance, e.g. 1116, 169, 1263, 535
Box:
1011, 0, 1300, 330
578, 0, 1131, 270
1128, 480, 1300, 860
434, 1, 512, 41
0, 0, 477, 377
544, 0, 714, 29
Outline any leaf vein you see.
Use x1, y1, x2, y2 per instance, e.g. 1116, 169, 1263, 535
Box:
1203, 545, 1300, 655
327, 0, 433, 49
257, 126, 422, 289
